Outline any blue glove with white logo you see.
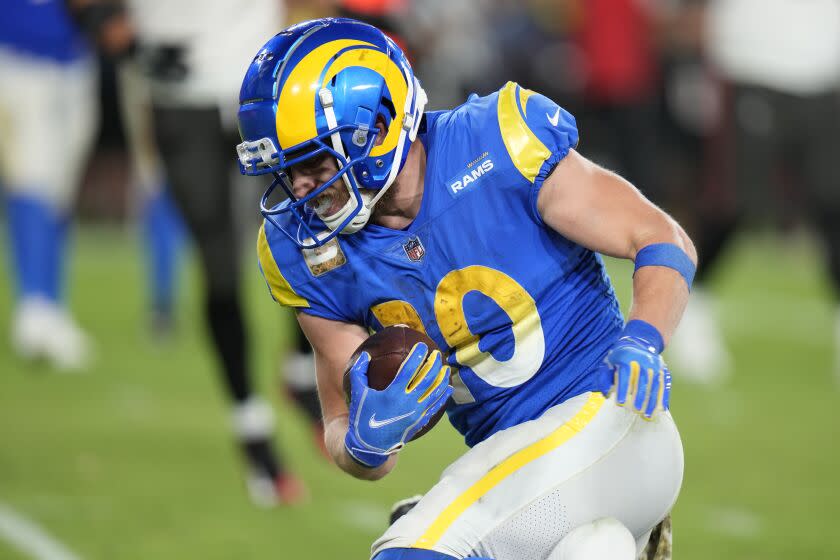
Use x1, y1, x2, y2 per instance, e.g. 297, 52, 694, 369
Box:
344, 343, 453, 468
596, 320, 672, 419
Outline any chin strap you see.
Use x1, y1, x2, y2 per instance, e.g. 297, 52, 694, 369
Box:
322, 190, 373, 234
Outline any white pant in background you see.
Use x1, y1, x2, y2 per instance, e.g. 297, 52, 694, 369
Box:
0, 47, 98, 211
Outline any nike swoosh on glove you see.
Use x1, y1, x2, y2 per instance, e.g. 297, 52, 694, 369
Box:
345, 343, 453, 468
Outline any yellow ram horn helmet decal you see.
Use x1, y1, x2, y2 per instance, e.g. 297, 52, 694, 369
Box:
321, 47, 408, 157
275, 39, 374, 149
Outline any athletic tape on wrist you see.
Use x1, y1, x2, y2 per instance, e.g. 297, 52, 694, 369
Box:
633, 243, 695, 289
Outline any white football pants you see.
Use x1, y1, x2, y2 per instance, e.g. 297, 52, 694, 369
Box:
117, 61, 166, 198
0, 47, 98, 212
372, 392, 683, 559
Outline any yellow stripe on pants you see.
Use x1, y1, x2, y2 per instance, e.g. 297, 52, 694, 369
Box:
412, 392, 606, 549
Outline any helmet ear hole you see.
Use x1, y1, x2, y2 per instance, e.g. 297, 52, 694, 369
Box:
380, 96, 396, 119
373, 115, 388, 147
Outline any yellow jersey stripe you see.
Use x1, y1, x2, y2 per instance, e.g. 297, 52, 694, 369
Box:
257, 222, 309, 308
518, 86, 536, 118
412, 392, 605, 549
497, 81, 551, 183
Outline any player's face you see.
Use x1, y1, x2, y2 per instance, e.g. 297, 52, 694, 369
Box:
288, 153, 349, 218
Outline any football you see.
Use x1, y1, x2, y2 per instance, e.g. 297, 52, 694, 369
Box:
343, 325, 449, 440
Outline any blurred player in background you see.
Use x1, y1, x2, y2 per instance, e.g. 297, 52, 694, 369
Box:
116, 59, 184, 337
0, 0, 109, 371
118, 0, 323, 506
669, 0, 840, 383
403, 0, 496, 110
336, 0, 409, 51
564, 0, 663, 203
238, 18, 694, 559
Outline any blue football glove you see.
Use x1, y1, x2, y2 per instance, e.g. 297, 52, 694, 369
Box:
344, 343, 453, 468
596, 320, 672, 419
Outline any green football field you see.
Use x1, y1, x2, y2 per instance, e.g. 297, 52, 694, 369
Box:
1, 227, 838, 559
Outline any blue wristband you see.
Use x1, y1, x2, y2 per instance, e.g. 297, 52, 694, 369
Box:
622, 319, 664, 354
634, 243, 695, 289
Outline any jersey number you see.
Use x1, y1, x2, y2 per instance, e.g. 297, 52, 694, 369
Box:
370, 265, 545, 401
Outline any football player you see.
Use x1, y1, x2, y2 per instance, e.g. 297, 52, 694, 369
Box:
0, 0, 103, 370
116, 59, 185, 337
237, 18, 695, 559
120, 0, 311, 506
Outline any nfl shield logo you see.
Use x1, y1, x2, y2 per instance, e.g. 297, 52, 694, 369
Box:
403, 236, 425, 262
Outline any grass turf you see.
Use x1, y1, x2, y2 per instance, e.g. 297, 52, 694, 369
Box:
0, 227, 838, 559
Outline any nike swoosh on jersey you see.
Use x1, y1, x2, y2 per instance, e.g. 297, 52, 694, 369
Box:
369, 411, 415, 429
547, 107, 561, 127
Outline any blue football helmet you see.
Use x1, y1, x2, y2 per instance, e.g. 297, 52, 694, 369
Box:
236, 18, 427, 249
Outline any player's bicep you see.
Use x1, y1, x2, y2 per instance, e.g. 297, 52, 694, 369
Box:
296, 311, 368, 421
536, 149, 678, 259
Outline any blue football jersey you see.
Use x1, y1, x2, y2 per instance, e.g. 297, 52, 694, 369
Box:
0, 0, 89, 62
259, 82, 624, 447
